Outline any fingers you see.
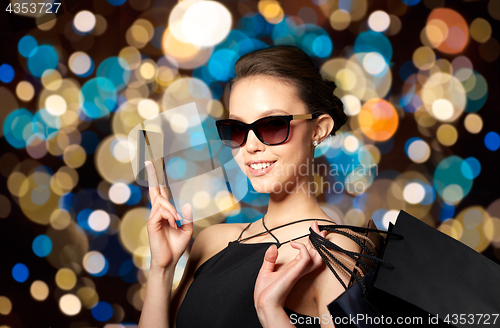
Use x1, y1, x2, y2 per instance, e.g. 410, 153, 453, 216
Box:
179, 203, 193, 234
150, 193, 177, 219
145, 161, 160, 202
290, 241, 323, 273
258, 244, 278, 275
148, 206, 178, 230
312, 221, 327, 238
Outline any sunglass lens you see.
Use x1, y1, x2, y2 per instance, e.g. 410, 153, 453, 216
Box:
218, 121, 247, 147
256, 117, 289, 145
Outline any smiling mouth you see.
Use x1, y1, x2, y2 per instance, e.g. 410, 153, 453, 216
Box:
248, 161, 277, 170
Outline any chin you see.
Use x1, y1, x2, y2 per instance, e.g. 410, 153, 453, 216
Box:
249, 177, 285, 194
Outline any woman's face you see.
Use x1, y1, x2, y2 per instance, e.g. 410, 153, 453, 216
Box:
228, 75, 315, 194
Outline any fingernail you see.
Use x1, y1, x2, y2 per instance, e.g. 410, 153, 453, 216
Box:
145, 161, 151, 168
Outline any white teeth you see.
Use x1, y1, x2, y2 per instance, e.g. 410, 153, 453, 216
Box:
250, 162, 274, 170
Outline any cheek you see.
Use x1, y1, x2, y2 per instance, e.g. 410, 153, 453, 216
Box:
286, 125, 310, 156
231, 148, 245, 170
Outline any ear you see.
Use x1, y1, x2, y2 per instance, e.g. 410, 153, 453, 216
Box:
313, 114, 335, 144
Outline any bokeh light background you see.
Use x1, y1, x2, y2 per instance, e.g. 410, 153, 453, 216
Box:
1, 0, 500, 326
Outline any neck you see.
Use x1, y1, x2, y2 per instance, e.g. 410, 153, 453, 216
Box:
263, 177, 329, 228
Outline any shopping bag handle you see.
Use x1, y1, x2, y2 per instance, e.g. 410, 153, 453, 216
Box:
309, 225, 403, 294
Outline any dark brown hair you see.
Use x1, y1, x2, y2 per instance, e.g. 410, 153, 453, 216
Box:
228, 45, 347, 137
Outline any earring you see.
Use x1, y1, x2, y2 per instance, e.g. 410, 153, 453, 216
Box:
313, 140, 318, 147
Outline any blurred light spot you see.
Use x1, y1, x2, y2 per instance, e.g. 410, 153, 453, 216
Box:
181, 1, 232, 47
484, 131, 500, 151
63, 144, 86, 168
354, 31, 392, 63
138, 99, 159, 119
45, 95, 67, 116
169, 114, 189, 133
32, 234, 52, 257
107, 0, 126, 5
0, 194, 12, 218
382, 210, 399, 230
413, 46, 435, 70
203, 101, 220, 121
0, 64, 15, 83
27, 45, 59, 78
111, 137, 131, 163
18, 35, 38, 58
427, 8, 468, 54
436, 124, 458, 146
69, 52, 93, 76
403, 182, 425, 204
312, 35, 333, 58
167, 157, 187, 179
343, 135, 360, 153
7, 172, 30, 197
341, 95, 361, 116
464, 114, 482, 134
92, 301, 114, 322
208, 49, 238, 82
41, 69, 62, 91
88, 210, 111, 232
431, 99, 453, 121
77, 286, 99, 309
362, 52, 386, 75
358, 99, 398, 141
479, 37, 500, 62
192, 191, 211, 209
50, 208, 71, 230
74, 10, 96, 33
386, 14, 402, 35
330, 9, 351, 31
0, 296, 12, 315
462, 157, 481, 179
470, 18, 492, 43
489, 0, 500, 20
338, 0, 368, 19
258, 0, 284, 24
30, 280, 49, 301
452, 56, 473, 81
83, 251, 108, 276
438, 218, 463, 240
401, 0, 421, 5
368, 10, 390, 32
335, 68, 357, 91
97, 57, 130, 91
434, 156, 472, 204
55, 268, 77, 290
79, 77, 117, 119
109, 182, 131, 204
139, 61, 156, 81
16, 81, 35, 102
125, 184, 142, 206
12, 263, 29, 282
59, 294, 82, 316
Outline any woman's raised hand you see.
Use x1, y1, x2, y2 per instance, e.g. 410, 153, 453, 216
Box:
145, 160, 193, 270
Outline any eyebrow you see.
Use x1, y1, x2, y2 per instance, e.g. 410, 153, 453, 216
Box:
228, 108, 290, 120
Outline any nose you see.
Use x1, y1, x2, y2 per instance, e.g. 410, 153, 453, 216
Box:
244, 129, 265, 153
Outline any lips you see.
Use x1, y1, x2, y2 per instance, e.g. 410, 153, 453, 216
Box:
247, 160, 277, 176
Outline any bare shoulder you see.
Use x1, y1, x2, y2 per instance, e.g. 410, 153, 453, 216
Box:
191, 222, 248, 269
311, 223, 363, 305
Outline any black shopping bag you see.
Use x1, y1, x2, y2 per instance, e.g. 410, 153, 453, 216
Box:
313, 209, 500, 328
309, 219, 400, 327
365, 209, 500, 327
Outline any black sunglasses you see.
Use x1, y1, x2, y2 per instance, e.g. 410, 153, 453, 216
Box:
215, 113, 319, 148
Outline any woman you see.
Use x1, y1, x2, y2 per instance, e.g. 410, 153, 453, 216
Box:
138, 45, 358, 328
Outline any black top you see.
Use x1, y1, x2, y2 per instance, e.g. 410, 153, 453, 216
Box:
175, 218, 335, 328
